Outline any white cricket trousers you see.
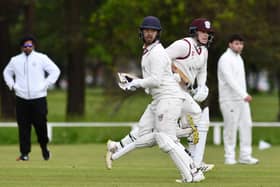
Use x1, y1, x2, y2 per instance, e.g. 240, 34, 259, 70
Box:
181, 92, 202, 124
112, 98, 184, 159
220, 100, 253, 160
116, 98, 197, 181
137, 98, 184, 142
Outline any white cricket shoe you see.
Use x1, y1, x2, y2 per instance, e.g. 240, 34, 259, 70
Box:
192, 170, 205, 182
107, 139, 118, 153
239, 157, 259, 165
106, 150, 113, 169
175, 170, 205, 183
175, 179, 190, 183
199, 162, 215, 172
225, 159, 237, 165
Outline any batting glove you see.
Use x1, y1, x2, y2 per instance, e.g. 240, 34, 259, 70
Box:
118, 79, 142, 91
193, 85, 209, 102
173, 73, 181, 83
126, 79, 142, 91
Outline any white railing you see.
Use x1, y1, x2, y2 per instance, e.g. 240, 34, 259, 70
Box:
1, 122, 280, 145
211, 122, 280, 145
0, 122, 137, 142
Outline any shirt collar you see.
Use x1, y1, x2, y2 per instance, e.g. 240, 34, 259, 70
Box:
227, 48, 239, 56
142, 40, 160, 55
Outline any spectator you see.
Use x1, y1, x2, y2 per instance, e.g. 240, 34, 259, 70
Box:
3, 35, 60, 161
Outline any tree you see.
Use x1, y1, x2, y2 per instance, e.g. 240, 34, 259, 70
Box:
23, 0, 35, 34
0, 1, 22, 120
261, 1, 280, 120
64, 0, 86, 117
2, 0, 279, 121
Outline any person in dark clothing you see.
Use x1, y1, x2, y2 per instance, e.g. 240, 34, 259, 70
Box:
3, 35, 60, 161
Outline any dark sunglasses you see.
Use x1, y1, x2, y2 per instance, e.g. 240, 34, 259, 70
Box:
23, 44, 33, 48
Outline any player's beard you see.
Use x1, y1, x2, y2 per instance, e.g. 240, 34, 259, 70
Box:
23, 48, 32, 56
144, 36, 157, 46
232, 47, 243, 54
24, 51, 31, 56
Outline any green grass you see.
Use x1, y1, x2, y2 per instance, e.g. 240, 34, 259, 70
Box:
48, 89, 151, 122
0, 144, 279, 187
0, 89, 279, 144
47, 89, 279, 122
2, 125, 280, 145
250, 92, 279, 122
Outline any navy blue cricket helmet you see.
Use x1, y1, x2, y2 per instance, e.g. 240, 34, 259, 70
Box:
140, 16, 162, 31
139, 16, 161, 42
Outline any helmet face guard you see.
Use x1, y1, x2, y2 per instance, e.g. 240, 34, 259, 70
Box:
139, 16, 161, 42
189, 18, 214, 47
206, 33, 214, 48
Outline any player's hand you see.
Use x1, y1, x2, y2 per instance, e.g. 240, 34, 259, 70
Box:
244, 95, 252, 102
173, 73, 181, 82
126, 79, 142, 90
117, 72, 139, 83
118, 79, 142, 91
9, 84, 14, 91
193, 85, 209, 102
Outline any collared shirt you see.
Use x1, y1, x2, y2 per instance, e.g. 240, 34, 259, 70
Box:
166, 37, 208, 87
217, 48, 248, 102
3, 50, 60, 100
140, 40, 186, 100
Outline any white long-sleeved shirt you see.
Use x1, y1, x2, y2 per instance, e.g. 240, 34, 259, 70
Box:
217, 48, 248, 102
3, 50, 60, 100
166, 37, 208, 87
138, 40, 185, 100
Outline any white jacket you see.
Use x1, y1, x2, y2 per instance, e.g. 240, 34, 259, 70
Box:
217, 48, 248, 102
139, 40, 185, 100
166, 37, 208, 87
3, 51, 60, 100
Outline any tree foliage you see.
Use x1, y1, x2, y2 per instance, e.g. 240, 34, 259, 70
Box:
0, 0, 280, 120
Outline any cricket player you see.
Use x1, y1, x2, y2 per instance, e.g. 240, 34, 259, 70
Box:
107, 18, 215, 173
217, 34, 259, 165
106, 16, 204, 183
165, 17, 214, 171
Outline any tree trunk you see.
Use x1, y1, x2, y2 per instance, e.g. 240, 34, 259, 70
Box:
207, 47, 222, 119
0, 16, 16, 119
23, 0, 35, 34
277, 69, 280, 121
65, 0, 86, 117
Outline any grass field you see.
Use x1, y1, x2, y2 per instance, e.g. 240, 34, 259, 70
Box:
0, 90, 279, 186
47, 89, 152, 122
0, 144, 279, 187
46, 89, 279, 122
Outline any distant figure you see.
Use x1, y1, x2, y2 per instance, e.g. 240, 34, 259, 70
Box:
3, 35, 60, 161
217, 34, 259, 165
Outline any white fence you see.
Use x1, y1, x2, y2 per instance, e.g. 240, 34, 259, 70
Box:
211, 122, 280, 145
1, 122, 280, 145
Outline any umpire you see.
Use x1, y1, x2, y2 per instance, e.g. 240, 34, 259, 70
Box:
3, 35, 60, 161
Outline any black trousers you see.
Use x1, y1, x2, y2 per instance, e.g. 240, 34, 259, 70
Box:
16, 96, 49, 155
